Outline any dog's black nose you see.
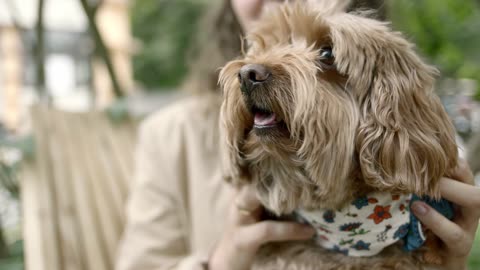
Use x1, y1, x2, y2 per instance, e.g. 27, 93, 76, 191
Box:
239, 64, 271, 94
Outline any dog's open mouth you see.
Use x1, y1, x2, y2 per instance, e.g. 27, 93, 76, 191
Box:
251, 106, 286, 133
254, 110, 278, 128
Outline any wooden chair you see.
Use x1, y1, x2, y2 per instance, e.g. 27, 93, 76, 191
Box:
21, 106, 137, 270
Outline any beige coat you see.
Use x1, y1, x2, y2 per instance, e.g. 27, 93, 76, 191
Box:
116, 95, 234, 270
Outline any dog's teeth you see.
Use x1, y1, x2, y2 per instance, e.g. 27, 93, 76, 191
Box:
254, 112, 277, 127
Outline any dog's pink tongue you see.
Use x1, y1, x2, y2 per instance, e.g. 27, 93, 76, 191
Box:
254, 112, 277, 126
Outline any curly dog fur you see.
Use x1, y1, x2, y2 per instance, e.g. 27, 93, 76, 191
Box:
219, 1, 458, 269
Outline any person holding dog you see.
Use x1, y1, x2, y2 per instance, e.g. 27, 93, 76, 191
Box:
116, 1, 480, 270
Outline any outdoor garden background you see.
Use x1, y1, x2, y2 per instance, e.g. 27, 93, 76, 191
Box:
0, 0, 479, 269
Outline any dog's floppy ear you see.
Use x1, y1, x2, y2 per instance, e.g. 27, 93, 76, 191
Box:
219, 103, 251, 187
330, 14, 458, 197
219, 60, 252, 186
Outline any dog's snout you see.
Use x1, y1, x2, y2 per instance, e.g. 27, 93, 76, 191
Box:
240, 64, 271, 83
239, 64, 271, 93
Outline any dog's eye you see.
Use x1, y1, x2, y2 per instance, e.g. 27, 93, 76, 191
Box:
319, 46, 334, 67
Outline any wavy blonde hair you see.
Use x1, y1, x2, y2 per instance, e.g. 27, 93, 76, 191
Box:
182, 0, 384, 93
183, 0, 244, 94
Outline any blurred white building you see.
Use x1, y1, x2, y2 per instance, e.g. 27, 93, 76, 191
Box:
0, 0, 133, 132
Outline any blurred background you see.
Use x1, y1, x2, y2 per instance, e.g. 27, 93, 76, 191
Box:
0, 0, 479, 269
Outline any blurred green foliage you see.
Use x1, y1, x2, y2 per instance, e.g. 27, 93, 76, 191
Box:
389, 0, 480, 97
0, 136, 34, 199
131, 0, 206, 90
0, 137, 35, 161
470, 228, 480, 269
132, 0, 480, 96
0, 241, 24, 270
106, 99, 130, 123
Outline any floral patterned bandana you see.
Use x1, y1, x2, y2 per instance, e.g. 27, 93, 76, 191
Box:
294, 192, 453, 257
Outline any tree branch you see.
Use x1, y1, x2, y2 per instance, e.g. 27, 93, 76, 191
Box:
35, 0, 48, 101
91, 0, 103, 16
79, 0, 125, 98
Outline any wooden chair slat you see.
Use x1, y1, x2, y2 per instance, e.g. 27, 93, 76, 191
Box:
22, 106, 138, 270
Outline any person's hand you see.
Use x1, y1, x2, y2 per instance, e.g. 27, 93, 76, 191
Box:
209, 185, 315, 270
231, 0, 283, 31
411, 159, 480, 270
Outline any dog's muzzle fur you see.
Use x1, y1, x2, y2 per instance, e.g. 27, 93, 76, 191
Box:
219, 1, 458, 269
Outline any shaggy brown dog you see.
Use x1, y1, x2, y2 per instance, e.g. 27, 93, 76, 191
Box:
219, 1, 458, 269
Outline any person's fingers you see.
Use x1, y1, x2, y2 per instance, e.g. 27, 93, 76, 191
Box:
233, 185, 263, 225
411, 201, 472, 257
439, 177, 480, 210
236, 221, 315, 249
450, 158, 475, 185
236, 185, 262, 211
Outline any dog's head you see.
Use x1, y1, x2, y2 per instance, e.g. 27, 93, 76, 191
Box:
220, 1, 458, 213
